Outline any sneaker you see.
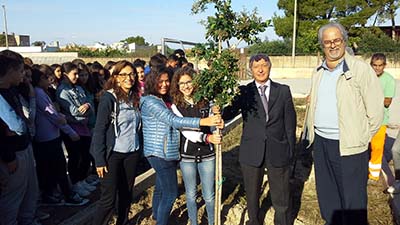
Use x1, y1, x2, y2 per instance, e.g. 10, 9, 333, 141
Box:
64, 193, 89, 206
51, 188, 63, 200
387, 181, 400, 194
36, 210, 50, 221
80, 180, 97, 192
41, 194, 64, 206
72, 183, 91, 197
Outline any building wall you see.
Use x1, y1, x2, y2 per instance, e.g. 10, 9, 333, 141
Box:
0, 46, 42, 53
6, 35, 17, 46
3, 53, 397, 79
15, 35, 30, 46
19, 52, 79, 65
2, 34, 30, 47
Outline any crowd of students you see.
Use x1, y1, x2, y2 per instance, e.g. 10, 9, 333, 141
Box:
0, 48, 223, 225
3, 38, 400, 225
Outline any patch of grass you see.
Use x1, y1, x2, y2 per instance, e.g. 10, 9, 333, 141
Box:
222, 120, 242, 152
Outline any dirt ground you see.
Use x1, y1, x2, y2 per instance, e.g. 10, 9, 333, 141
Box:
40, 98, 395, 225
124, 126, 394, 225
123, 98, 394, 225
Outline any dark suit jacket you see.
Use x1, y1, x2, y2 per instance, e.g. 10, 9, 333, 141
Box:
223, 80, 296, 168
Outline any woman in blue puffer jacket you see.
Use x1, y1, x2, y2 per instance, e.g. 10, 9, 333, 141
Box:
140, 66, 222, 225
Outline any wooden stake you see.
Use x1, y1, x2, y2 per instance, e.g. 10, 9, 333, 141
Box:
214, 128, 222, 225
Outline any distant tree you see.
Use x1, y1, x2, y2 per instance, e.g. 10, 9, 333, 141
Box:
32, 41, 46, 47
272, 0, 385, 53
248, 39, 292, 56
0, 34, 6, 46
164, 45, 175, 56
121, 36, 149, 46
248, 27, 400, 56
60, 44, 157, 58
372, 0, 399, 40
78, 47, 128, 57
357, 30, 400, 54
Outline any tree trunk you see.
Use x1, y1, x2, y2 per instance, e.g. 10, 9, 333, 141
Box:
391, 9, 396, 41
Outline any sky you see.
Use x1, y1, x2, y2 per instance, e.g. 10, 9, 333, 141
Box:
1, 0, 281, 47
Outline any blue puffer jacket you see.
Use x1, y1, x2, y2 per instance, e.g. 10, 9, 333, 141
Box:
140, 95, 200, 160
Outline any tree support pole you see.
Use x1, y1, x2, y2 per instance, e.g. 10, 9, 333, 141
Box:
214, 128, 222, 225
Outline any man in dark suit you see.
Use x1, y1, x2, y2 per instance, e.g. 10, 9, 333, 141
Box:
223, 54, 296, 225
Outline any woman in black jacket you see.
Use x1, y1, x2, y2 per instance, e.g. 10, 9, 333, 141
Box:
170, 67, 222, 225
91, 60, 141, 225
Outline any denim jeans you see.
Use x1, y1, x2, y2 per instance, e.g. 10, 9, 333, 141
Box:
147, 156, 178, 225
180, 159, 215, 225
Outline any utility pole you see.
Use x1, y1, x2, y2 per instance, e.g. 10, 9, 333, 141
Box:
2, 5, 8, 49
291, 0, 297, 66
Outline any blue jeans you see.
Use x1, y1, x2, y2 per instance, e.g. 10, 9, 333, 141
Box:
180, 159, 215, 225
147, 156, 178, 225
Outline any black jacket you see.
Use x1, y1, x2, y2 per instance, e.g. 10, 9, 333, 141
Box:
174, 103, 214, 162
0, 88, 30, 163
90, 91, 119, 167
223, 80, 296, 168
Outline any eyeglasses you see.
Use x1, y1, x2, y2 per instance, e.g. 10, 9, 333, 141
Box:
178, 80, 193, 87
117, 73, 136, 79
322, 38, 343, 47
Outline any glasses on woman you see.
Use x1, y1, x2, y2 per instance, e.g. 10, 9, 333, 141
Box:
117, 73, 136, 79
178, 80, 193, 87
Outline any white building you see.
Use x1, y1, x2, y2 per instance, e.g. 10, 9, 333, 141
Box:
110, 41, 128, 50
92, 42, 108, 50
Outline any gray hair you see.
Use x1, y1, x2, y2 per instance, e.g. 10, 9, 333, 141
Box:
318, 22, 348, 48
249, 53, 272, 68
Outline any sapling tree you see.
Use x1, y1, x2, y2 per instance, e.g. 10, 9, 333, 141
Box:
191, 0, 270, 108
191, 1, 270, 224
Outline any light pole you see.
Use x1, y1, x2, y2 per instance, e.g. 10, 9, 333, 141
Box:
2, 5, 8, 49
291, 0, 297, 66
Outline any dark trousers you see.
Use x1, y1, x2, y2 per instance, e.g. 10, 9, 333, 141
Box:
93, 151, 140, 225
241, 162, 290, 225
32, 137, 71, 197
313, 134, 368, 225
62, 133, 92, 184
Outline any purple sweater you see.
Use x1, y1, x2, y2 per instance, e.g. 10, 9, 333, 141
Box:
34, 87, 77, 142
